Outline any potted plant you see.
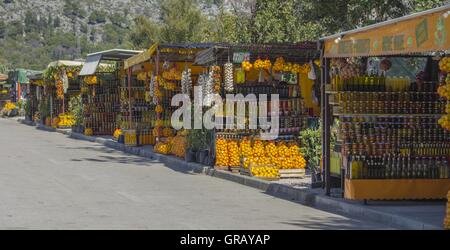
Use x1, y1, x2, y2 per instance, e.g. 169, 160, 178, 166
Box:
68, 95, 83, 133
186, 130, 201, 163
24, 100, 32, 121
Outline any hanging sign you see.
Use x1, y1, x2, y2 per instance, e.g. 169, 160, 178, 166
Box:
233, 52, 251, 64
323, 6, 450, 58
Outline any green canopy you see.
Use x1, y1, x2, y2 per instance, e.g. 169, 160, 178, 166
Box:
8, 69, 42, 84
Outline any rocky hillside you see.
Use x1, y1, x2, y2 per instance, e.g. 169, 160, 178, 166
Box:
0, 0, 160, 42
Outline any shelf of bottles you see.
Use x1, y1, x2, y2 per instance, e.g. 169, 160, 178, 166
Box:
119, 75, 156, 146
82, 74, 120, 136
216, 81, 309, 141
329, 75, 450, 183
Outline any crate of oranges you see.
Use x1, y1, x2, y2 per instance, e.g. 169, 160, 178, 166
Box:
249, 163, 280, 181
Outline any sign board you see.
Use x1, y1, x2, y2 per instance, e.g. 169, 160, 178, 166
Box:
233, 52, 251, 64
323, 6, 450, 57
124, 43, 158, 69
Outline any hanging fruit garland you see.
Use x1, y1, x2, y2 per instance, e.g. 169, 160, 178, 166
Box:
242, 60, 253, 72
181, 68, 192, 95
211, 65, 222, 93
273, 57, 285, 72
56, 80, 64, 99
203, 71, 214, 107
437, 56, 450, 131
224, 62, 234, 93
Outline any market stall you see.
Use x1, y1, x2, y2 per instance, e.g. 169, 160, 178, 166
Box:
194, 43, 319, 179
27, 72, 44, 121
320, 5, 450, 200
123, 43, 212, 154
0, 73, 10, 110
42, 60, 84, 128
79, 49, 142, 136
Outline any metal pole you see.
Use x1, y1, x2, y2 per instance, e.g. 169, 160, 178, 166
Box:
155, 48, 161, 142
320, 45, 326, 190
128, 67, 132, 129
324, 58, 331, 196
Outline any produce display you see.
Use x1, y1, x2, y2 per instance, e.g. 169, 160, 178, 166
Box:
438, 57, 450, 131
155, 141, 171, 155
215, 136, 307, 180
82, 73, 120, 135
170, 131, 187, 158
113, 128, 122, 140
3, 102, 16, 111
57, 113, 75, 128
329, 59, 450, 181
120, 75, 156, 146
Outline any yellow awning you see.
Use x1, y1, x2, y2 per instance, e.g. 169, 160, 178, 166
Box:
322, 5, 450, 58
124, 43, 159, 69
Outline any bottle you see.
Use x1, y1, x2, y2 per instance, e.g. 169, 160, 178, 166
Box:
385, 155, 391, 179
383, 154, 389, 179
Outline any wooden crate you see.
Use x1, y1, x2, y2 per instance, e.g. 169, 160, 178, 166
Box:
229, 166, 240, 173
215, 166, 230, 171
279, 169, 306, 179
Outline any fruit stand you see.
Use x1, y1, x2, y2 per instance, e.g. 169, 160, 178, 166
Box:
194, 43, 319, 179
79, 49, 142, 136
27, 72, 44, 122
42, 60, 84, 128
319, 5, 450, 200
123, 43, 212, 157
0, 73, 9, 110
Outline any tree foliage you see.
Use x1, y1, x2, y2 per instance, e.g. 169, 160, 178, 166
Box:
0, 0, 447, 70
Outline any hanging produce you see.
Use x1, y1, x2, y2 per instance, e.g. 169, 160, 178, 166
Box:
56, 80, 64, 99
437, 57, 450, 131
236, 68, 245, 84
224, 63, 234, 92
211, 65, 222, 93
181, 68, 192, 95
203, 71, 214, 107
242, 61, 253, 72
273, 57, 285, 72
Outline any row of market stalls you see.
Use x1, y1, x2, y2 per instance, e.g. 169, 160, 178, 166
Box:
20, 4, 450, 204
75, 43, 320, 180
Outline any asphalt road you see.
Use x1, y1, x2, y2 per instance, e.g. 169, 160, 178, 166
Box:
0, 118, 392, 229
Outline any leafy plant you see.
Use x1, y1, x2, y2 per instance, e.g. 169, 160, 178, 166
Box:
39, 96, 50, 120
299, 119, 339, 170
68, 95, 83, 126
186, 129, 212, 152
24, 100, 31, 117
299, 126, 321, 169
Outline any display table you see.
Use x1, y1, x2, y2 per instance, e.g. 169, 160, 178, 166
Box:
345, 179, 450, 200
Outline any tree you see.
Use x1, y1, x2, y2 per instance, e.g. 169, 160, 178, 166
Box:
54, 16, 61, 28
251, 0, 300, 43
159, 0, 204, 43
129, 16, 161, 49
24, 10, 39, 33
7, 21, 23, 38
0, 20, 6, 39
63, 0, 86, 19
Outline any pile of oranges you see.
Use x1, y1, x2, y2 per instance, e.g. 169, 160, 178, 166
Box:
155, 142, 170, 155
215, 138, 229, 167
216, 138, 307, 171
227, 140, 240, 167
